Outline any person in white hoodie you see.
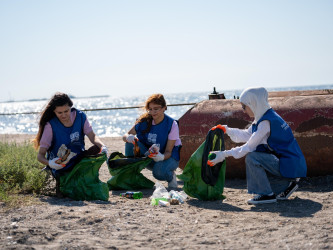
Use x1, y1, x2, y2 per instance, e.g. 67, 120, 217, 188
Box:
208, 87, 307, 205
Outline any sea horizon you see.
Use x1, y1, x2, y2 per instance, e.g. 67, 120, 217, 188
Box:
1, 84, 332, 137
1, 83, 332, 104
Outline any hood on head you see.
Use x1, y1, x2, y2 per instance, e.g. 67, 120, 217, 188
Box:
239, 87, 271, 123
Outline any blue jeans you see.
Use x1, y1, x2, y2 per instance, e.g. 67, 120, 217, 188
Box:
246, 152, 293, 195
125, 142, 179, 182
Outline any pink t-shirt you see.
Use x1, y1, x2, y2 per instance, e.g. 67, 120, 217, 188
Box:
152, 120, 182, 146
40, 110, 93, 149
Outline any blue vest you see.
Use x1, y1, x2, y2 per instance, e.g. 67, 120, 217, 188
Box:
48, 108, 86, 175
135, 114, 181, 161
252, 109, 307, 178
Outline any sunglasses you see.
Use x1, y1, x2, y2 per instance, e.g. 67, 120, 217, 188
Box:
147, 106, 163, 113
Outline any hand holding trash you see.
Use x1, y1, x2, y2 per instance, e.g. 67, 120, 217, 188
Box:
100, 145, 108, 155
49, 157, 65, 170
151, 152, 165, 162
211, 124, 227, 133
126, 134, 137, 144
147, 144, 164, 162
207, 151, 226, 167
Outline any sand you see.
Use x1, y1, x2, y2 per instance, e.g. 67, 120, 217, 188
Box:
0, 134, 332, 249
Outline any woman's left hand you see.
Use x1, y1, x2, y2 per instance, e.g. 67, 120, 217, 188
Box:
207, 151, 226, 166
150, 152, 165, 162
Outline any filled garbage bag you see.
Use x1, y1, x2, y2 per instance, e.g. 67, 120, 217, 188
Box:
107, 152, 155, 190
177, 128, 226, 201
59, 153, 109, 201
201, 128, 225, 185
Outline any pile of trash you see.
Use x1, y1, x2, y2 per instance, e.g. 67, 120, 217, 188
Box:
150, 182, 188, 207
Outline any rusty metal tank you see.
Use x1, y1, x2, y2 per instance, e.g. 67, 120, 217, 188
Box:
178, 89, 333, 178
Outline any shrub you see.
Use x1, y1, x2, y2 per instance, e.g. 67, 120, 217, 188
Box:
0, 141, 51, 202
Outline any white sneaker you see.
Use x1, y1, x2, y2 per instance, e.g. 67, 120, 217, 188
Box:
168, 172, 178, 189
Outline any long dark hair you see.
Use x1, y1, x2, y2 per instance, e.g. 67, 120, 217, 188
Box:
136, 93, 167, 133
33, 92, 73, 149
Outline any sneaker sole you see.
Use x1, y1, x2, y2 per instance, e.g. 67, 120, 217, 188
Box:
247, 199, 277, 205
277, 184, 299, 200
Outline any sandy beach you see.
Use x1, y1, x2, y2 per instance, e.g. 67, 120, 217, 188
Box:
0, 134, 332, 249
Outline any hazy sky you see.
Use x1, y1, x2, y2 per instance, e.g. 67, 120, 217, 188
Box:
0, 0, 332, 102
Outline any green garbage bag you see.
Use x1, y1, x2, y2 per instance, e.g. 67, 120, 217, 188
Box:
59, 154, 109, 201
178, 129, 226, 201
107, 152, 155, 190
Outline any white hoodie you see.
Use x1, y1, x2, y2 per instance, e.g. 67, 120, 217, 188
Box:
239, 87, 271, 123
224, 87, 271, 159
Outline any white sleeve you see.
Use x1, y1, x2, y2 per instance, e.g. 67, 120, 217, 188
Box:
226, 125, 252, 143
224, 120, 270, 159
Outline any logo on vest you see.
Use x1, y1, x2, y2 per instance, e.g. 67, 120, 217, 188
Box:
70, 132, 80, 143
147, 133, 157, 144
281, 122, 289, 131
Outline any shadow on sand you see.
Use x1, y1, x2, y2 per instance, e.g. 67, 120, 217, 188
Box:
186, 196, 322, 218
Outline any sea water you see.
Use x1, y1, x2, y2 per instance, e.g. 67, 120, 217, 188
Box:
0, 85, 332, 137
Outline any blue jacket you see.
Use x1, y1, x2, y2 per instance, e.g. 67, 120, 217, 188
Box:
48, 108, 86, 175
135, 114, 181, 161
252, 109, 307, 178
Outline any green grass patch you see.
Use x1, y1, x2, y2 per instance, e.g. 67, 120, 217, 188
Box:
0, 141, 52, 206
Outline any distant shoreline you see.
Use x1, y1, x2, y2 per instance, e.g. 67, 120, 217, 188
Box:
1, 84, 332, 104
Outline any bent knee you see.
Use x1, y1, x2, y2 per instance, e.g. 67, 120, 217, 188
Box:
245, 152, 261, 166
152, 167, 166, 181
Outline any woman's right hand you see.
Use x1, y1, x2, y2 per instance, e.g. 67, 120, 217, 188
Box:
49, 158, 65, 170
126, 134, 136, 144
211, 124, 228, 133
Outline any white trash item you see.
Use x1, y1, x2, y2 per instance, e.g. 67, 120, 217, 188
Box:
151, 182, 170, 199
158, 200, 170, 207
169, 190, 188, 204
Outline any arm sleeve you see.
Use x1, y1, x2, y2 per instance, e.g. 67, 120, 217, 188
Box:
226, 126, 253, 143
39, 122, 53, 149
168, 121, 179, 140
168, 120, 182, 146
224, 120, 270, 159
83, 118, 93, 135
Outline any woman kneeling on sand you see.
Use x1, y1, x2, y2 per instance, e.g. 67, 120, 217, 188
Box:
208, 87, 307, 205
33, 92, 107, 196
122, 93, 182, 189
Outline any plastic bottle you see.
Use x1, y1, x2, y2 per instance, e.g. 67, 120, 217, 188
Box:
133, 139, 141, 157
169, 190, 184, 204
151, 197, 169, 206
120, 191, 143, 199
158, 200, 170, 207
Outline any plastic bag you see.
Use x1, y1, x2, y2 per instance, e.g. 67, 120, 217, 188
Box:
150, 182, 188, 205
59, 153, 109, 201
201, 128, 225, 185
177, 128, 226, 201
151, 182, 169, 199
107, 152, 155, 190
